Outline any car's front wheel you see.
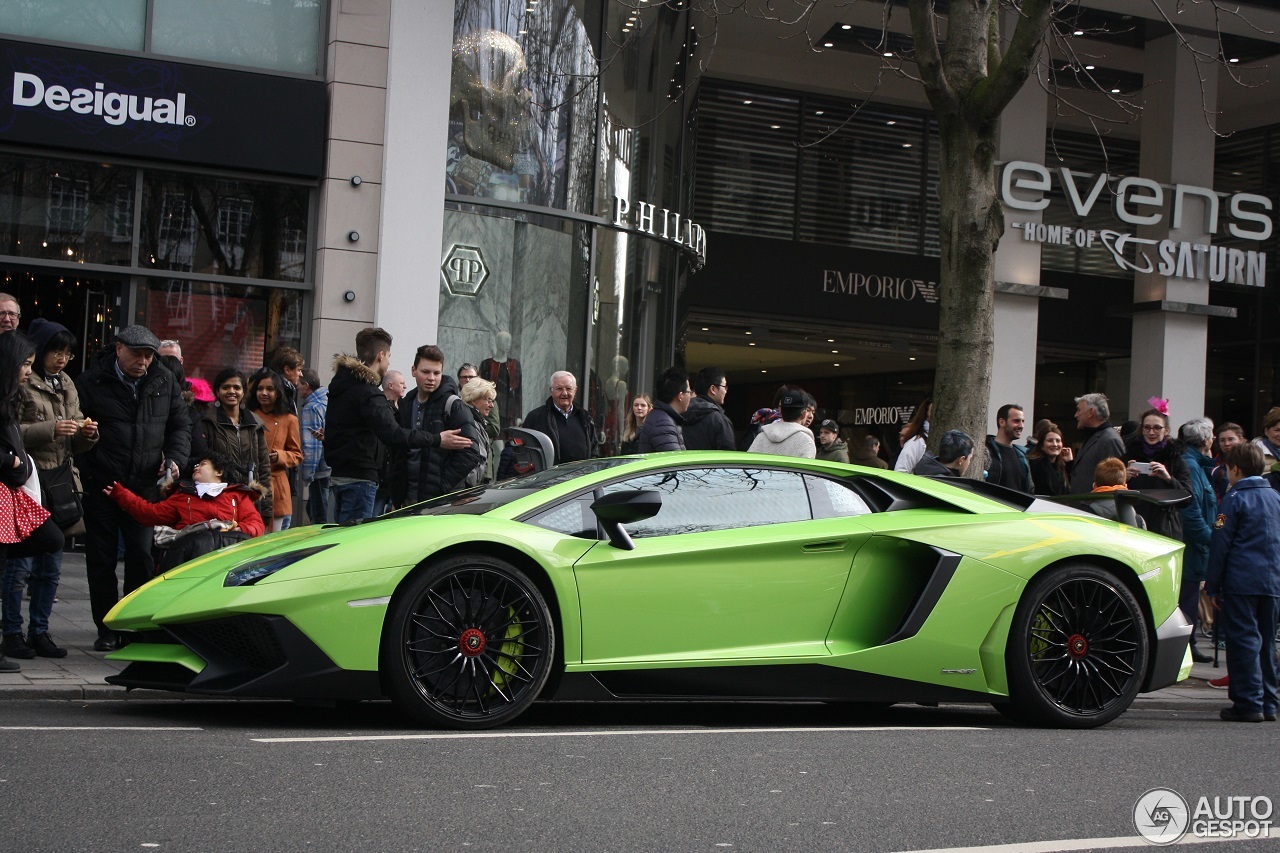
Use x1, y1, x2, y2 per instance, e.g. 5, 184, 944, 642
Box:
1004, 563, 1148, 728
384, 554, 555, 729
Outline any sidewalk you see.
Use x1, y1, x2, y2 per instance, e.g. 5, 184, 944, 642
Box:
0, 548, 1235, 709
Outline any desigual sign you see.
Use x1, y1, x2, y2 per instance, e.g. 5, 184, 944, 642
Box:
1001, 161, 1271, 287
0, 39, 327, 178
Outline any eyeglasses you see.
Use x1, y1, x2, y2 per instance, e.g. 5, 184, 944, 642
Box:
49, 351, 74, 362
1142, 424, 1166, 432
0, 311, 19, 320
680, 388, 693, 396
159, 339, 181, 348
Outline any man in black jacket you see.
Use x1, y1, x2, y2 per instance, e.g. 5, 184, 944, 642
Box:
682, 366, 734, 451
76, 324, 191, 650
521, 371, 598, 464
324, 328, 470, 523
388, 345, 485, 505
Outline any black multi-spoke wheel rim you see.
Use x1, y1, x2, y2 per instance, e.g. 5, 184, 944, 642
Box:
401, 567, 547, 721
1026, 577, 1142, 717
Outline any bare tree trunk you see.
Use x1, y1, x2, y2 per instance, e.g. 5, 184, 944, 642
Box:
933, 113, 1001, 471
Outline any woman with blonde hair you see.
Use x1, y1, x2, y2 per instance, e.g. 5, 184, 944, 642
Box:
461, 377, 500, 443
619, 394, 652, 455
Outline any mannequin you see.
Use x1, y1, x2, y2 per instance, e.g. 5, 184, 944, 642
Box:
602, 355, 629, 455
480, 330, 522, 428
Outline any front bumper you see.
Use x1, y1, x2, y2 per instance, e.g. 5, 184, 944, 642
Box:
1141, 606, 1194, 692
106, 614, 382, 701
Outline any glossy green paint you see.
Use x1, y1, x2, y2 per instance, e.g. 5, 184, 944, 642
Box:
105, 451, 1185, 698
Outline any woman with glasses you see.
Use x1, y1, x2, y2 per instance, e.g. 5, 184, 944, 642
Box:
1121, 405, 1193, 539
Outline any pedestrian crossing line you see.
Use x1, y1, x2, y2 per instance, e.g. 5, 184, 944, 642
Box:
254, 724, 990, 743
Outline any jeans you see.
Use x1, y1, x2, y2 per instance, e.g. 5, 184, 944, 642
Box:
332, 480, 377, 524
1220, 593, 1280, 716
3, 551, 62, 636
1179, 579, 1203, 650
82, 488, 154, 636
306, 476, 331, 525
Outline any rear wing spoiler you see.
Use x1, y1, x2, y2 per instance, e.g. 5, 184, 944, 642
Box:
1045, 489, 1191, 528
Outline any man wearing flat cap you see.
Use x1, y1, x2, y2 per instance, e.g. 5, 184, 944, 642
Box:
75, 324, 191, 650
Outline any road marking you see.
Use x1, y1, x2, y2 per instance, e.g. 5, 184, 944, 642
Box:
893, 829, 1274, 852
0, 722, 202, 732
254, 725, 989, 743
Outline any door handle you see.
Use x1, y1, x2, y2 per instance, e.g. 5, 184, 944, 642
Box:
802, 540, 846, 552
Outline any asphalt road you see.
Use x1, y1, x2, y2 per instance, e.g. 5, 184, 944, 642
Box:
2, 698, 1277, 852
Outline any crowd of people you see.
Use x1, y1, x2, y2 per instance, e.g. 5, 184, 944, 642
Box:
0, 298, 1273, 721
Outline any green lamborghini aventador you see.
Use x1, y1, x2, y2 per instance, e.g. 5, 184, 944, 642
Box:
105, 452, 1193, 729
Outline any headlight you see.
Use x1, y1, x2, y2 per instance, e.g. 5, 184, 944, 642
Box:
224, 545, 335, 587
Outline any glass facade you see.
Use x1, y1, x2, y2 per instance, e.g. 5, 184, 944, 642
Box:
441, 0, 701, 453
0, 0, 323, 74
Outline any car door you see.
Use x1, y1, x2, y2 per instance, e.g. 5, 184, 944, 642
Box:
571, 466, 874, 664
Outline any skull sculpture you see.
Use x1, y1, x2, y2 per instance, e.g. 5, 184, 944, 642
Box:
451, 30, 532, 172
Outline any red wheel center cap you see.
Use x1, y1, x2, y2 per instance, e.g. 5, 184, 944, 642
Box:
458, 627, 487, 657
1067, 633, 1088, 659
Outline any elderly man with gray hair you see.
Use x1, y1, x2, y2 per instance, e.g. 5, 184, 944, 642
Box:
1179, 417, 1218, 663
521, 371, 598, 464
1069, 392, 1125, 493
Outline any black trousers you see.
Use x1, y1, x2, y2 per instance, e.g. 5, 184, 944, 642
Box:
81, 489, 154, 635
1, 514, 64, 560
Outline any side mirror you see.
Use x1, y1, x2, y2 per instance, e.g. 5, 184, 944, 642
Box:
502, 426, 556, 475
590, 489, 662, 550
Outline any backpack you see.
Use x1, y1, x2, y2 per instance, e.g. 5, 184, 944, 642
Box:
445, 395, 488, 488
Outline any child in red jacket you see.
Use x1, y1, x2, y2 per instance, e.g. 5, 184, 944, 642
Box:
106, 451, 265, 539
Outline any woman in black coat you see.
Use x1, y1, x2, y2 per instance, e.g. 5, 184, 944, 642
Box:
1026, 421, 1073, 495
1121, 407, 1193, 540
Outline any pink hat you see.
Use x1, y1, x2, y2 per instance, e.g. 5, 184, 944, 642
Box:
188, 377, 215, 403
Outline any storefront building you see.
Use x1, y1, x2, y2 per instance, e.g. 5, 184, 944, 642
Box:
3, 1, 1279, 454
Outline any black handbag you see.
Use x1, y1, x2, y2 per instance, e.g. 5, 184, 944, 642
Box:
38, 456, 83, 530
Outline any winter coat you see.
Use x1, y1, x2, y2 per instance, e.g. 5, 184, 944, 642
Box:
1027, 453, 1070, 496
193, 405, 272, 519
1069, 422, 1125, 493
748, 420, 816, 458
74, 348, 191, 499
816, 438, 850, 464
108, 481, 265, 539
984, 435, 1032, 492
521, 398, 599, 464
637, 401, 686, 453
253, 410, 301, 518
912, 454, 958, 477
894, 434, 927, 473
1207, 477, 1280, 597
388, 376, 485, 504
849, 445, 887, 469
681, 397, 734, 451
324, 356, 440, 482
20, 371, 97, 488
1121, 434, 1193, 541
1180, 447, 1217, 584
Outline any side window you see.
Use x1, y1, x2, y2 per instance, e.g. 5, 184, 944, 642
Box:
602, 467, 811, 538
527, 497, 596, 538
805, 475, 874, 519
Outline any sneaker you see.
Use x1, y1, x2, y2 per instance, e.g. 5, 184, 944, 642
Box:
2, 634, 35, 660
1208, 674, 1230, 689
27, 632, 67, 659
0, 654, 18, 672
1221, 706, 1265, 723
1266, 710, 1278, 722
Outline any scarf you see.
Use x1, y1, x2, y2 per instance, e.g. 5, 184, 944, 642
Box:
196, 482, 228, 498
1141, 438, 1167, 458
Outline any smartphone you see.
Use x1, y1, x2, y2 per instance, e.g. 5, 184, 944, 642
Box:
1132, 461, 1152, 475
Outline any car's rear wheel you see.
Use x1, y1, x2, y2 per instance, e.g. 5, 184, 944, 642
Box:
384, 554, 555, 729
1005, 563, 1148, 728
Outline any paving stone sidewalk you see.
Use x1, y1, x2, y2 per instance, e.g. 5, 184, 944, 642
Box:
0, 549, 1233, 711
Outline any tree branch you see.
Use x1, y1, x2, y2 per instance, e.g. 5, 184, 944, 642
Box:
907, 0, 957, 113
976, 0, 1054, 121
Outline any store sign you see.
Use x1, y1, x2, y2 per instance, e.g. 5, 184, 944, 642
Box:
612, 195, 707, 266
853, 406, 916, 426
441, 244, 489, 297
0, 39, 326, 178
821, 270, 939, 304
1001, 161, 1271, 287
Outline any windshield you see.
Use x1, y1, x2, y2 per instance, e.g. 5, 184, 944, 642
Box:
375, 458, 634, 519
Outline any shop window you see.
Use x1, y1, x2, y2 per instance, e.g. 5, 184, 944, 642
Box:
150, 0, 322, 75
0, 0, 146, 52
46, 175, 90, 242
0, 155, 134, 267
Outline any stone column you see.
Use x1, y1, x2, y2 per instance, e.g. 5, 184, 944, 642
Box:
1127, 33, 1218, 427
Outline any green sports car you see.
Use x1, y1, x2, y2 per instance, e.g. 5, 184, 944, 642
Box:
105, 452, 1192, 729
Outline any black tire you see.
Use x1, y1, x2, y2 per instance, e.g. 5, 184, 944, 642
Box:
1005, 563, 1148, 728
383, 554, 555, 729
